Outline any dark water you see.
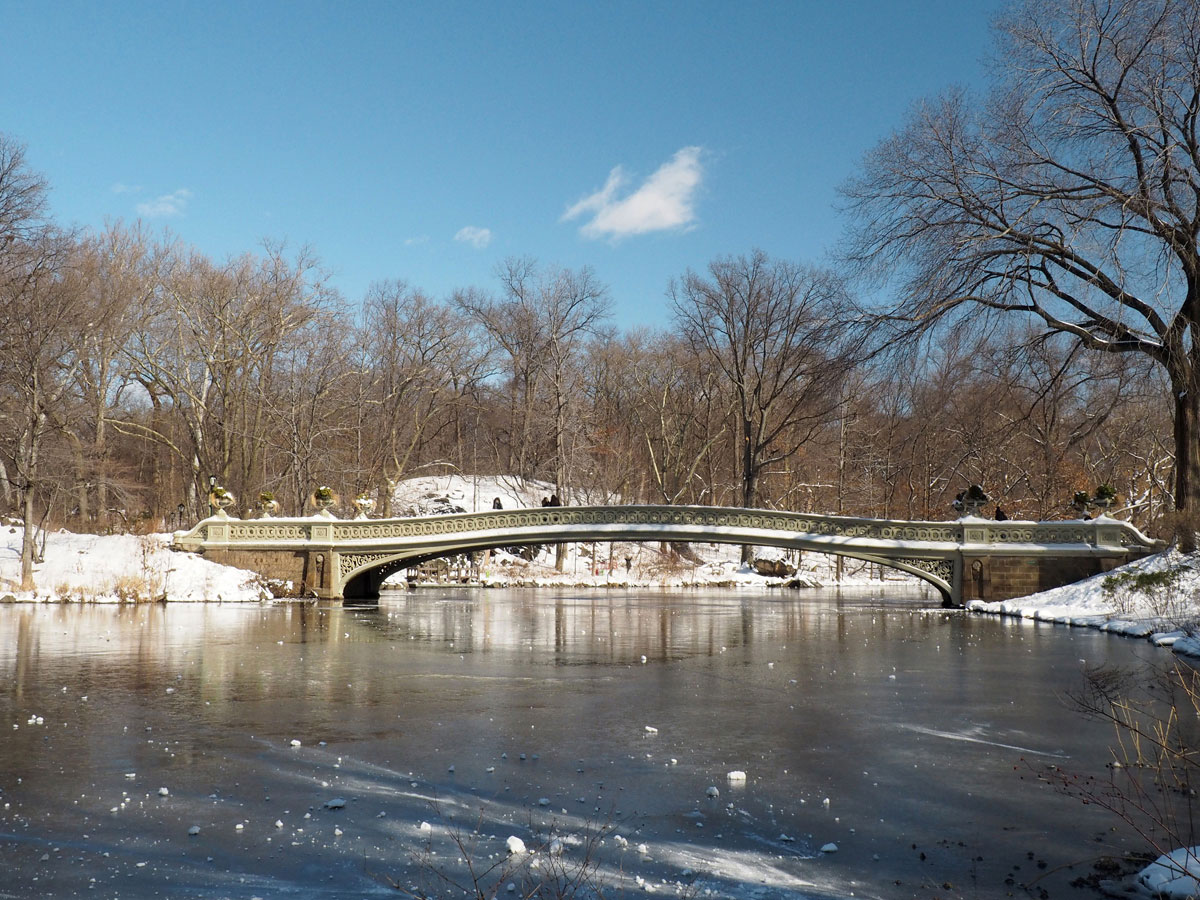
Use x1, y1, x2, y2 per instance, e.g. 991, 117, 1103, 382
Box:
0, 588, 1163, 899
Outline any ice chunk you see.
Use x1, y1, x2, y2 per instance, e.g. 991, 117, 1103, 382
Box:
324, 798, 346, 810
821, 842, 838, 853
705, 786, 720, 798
644, 725, 658, 734
506, 835, 526, 855
727, 770, 747, 782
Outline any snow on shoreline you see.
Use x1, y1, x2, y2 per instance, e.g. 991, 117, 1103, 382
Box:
968, 546, 1200, 658
0, 525, 270, 603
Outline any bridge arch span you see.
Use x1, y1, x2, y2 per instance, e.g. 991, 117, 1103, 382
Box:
338, 539, 955, 603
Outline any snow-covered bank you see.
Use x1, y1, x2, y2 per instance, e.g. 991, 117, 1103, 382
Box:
968, 547, 1200, 658
0, 524, 269, 603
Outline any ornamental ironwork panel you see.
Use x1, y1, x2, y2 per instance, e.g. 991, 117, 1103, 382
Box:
895, 557, 954, 584
339, 551, 397, 578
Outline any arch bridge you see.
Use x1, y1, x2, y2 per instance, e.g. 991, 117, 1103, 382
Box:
170, 504, 1160, 606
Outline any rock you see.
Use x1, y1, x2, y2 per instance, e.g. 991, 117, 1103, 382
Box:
753, 557, 796, 578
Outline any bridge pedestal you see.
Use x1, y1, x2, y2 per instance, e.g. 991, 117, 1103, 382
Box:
960, 554, 1128, 604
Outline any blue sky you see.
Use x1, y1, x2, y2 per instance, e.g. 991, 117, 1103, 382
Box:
3, 0, 1002, 328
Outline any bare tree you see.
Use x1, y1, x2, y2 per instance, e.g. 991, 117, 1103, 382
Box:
671, 252, 856, 559
355, 281, 485, 514
842, 0, 1200, 544
626, 332, 728, 505
121, 243, 331, 514
0, 134, 47, 245
458, 259, 610, 496
67, 222, 162, 526
0, 231, 84, 587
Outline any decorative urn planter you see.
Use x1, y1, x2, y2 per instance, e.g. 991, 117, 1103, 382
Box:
954, 484, 989, 516
257, 492, 279, 517
212, 487, 235, 513
354, 496, 376, 519
1091, 484, 1117, 512
311, 486, 337, 515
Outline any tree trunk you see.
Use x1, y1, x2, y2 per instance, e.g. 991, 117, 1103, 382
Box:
18, 406, 42, 592
740, 418, 756, 564
1173, 378, 1200, 551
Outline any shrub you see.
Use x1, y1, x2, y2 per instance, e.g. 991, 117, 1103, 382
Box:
1101, 566, 1192, 623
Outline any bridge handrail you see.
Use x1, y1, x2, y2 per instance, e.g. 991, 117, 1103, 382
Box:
173, 504, 1159, 552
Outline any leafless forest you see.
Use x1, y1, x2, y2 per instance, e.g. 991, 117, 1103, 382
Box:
0, 128, 1172, 541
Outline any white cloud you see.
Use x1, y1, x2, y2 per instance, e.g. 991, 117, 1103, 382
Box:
110, 182, 142, 195
454, 226, 493, 248
562, 146, 704, 240
136, 188, 192, 218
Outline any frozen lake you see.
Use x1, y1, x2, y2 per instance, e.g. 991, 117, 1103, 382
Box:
0, 587, 1161, 898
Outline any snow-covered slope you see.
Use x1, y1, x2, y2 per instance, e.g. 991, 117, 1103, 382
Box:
0, 524, 269, 603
